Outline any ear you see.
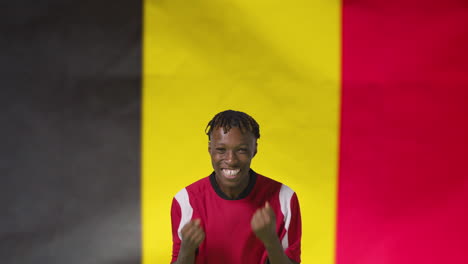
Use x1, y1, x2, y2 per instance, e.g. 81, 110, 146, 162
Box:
253, 142, 258, 157
208, 141, 211, 153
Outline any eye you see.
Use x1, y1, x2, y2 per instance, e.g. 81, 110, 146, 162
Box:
238, 148, 248, 153
215, 148, 226, 153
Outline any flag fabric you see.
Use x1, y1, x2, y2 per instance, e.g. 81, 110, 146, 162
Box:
338, 1, 468, 263
0, 1, 142, 264
142, 1, 340, 263
1, 0, 468, 264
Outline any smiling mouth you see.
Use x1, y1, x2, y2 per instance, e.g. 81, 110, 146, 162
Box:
221, 168, 240, 179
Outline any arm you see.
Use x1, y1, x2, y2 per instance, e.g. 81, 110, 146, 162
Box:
170, 198, 205, 264
172, 247, 196, 264
263, 236, 299, 264
172, 219, 205, 264
251, 202, 298, 264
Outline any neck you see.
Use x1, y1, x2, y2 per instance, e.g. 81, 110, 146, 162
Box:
210, 170, 256, 200
218, 178, 249, 199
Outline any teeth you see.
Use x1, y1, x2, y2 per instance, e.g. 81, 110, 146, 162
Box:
223, 169, 240, 176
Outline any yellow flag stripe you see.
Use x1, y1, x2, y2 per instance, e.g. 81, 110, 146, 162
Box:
143, 1, 341, 263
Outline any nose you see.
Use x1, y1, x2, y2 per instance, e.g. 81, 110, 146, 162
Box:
224, 150, 238, 165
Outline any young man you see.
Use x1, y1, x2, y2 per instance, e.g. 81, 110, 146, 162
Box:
171, 110, 301, 264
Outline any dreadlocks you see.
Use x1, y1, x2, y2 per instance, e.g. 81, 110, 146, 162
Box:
205, 110, 260, 140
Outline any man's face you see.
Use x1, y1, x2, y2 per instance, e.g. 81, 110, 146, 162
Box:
208, 126, 257, 190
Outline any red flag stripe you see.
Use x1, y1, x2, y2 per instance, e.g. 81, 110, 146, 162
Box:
338, 1, 468, 263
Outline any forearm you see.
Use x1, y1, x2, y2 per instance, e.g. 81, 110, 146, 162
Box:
263, 237, 296, 264
172, 246, 196, 264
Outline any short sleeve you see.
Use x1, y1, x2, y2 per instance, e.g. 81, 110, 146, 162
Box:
171, 197, 182, 263
284, 192, 302, 263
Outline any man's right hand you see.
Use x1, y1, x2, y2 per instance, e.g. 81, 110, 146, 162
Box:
180, 219, 205, 252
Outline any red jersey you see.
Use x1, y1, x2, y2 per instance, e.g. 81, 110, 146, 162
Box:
171, 170, 302, 264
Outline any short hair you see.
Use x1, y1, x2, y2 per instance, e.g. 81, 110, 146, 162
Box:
205, 110, 260, 140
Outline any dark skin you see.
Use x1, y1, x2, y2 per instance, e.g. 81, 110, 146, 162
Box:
209, 126, 257, 199
173, 127, 298, 264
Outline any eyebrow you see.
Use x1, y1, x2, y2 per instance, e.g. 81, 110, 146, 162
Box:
213, 143, 249, 147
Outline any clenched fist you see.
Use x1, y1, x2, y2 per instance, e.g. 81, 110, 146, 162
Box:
180, 219, 205, 252
251, 202, 277, 244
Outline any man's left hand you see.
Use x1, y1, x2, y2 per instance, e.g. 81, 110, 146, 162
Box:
251, 201, 277, 245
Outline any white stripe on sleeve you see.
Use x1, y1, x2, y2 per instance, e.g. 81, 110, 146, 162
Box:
175, 188, 193, 241
279, 184, 294, 249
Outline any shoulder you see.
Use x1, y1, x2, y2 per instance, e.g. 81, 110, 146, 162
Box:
173, 176, 211, 201
255, 173, 281, 188
255, 173, 296, 194
252, 173, 299, 208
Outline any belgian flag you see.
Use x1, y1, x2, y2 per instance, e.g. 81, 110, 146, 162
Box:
1, 0, 467, 264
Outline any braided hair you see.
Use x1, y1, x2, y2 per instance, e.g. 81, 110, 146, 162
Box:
205, 110, 260, 140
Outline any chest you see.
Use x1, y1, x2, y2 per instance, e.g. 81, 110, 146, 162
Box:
193, 197, 268, 263
199, 198, 259, 237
